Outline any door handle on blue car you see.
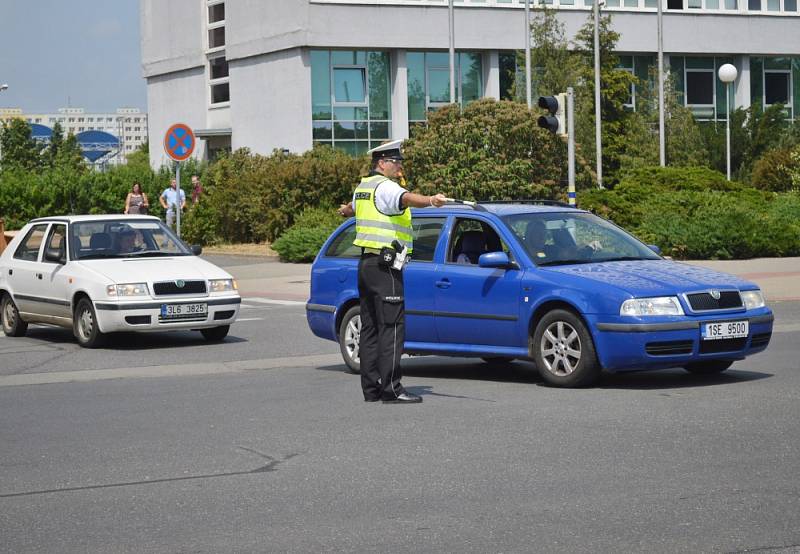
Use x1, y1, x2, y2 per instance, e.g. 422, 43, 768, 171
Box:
435, 279, 451, 289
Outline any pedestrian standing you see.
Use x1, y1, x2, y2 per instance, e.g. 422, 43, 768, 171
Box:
191, 174, 203, 205
338, 140, 446, 404
124, 182, 149, 215
159, 178, 186, 230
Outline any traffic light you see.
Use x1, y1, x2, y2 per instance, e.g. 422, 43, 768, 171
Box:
537, 93, 566, 137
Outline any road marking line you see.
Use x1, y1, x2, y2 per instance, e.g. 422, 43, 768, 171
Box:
236, 317, 264, 322
243, 297, 306, 306
0, 353, 343, 388
773, 323, 800, 333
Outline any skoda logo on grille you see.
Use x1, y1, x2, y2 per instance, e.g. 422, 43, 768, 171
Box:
175, 280, 186, 289
710, 289, 721, 300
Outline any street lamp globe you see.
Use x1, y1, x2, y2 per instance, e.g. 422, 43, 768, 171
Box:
718, 64, 738, 84
718, 64, 738, 181
0, 84, 9, 92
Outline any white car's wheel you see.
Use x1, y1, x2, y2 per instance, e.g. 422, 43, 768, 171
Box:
338, 306, 361, 374
73, 297, 105, 348
201, 325, 230, 342
1, 294, 28, 337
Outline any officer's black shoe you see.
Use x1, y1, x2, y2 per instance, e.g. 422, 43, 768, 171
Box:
382, 392, 423, 404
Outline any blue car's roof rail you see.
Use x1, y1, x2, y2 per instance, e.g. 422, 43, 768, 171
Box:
479, 199, 573, 208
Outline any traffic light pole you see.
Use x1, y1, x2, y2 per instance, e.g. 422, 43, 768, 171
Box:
567, 87, 576, 206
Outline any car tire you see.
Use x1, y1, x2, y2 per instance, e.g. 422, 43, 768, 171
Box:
339, 305, 361, 374
1, 294, 28, 337
73, 297, 105, 348
201, 325, 230, 342
532, 309, 600, 387
683, 360, 734, 375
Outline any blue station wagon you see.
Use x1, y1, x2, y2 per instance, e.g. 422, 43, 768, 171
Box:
306, 201, 773, 387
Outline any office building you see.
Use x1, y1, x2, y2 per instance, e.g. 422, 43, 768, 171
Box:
140, 0, 800, 167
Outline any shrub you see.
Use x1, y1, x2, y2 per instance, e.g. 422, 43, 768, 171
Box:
181, 202, 222, 246
751, 148, 795, 192
207, 146, 364, 243
272, 226, 335, 263
579, 168, 800, 259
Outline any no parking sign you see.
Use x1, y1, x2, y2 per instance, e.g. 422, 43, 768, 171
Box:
163, 123, 196, 161
163, 123, 196, 237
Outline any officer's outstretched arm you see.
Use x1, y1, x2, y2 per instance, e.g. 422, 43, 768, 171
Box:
402, 192, 446, 208
338, 202, 354, 217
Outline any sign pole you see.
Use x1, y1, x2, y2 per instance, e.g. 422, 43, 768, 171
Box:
175, 162, 182, 238
567, 87, 576, 206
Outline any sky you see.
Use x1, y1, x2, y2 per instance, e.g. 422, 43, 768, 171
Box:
0, 0, 146, 113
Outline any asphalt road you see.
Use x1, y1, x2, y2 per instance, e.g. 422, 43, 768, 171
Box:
1, 275, 799, 552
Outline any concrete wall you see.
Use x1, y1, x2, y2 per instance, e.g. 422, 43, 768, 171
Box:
146, 67, 208, 169
140, 0, 205, 78
229, 49, 313, 153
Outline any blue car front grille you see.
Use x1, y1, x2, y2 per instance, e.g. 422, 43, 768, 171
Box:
699, 337, 747, 354
686, 291, 742, 312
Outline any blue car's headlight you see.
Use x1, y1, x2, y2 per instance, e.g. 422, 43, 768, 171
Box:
620, 296, 684, 316
741, 289, 765, 310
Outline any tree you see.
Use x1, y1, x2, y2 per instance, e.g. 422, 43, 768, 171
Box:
54, 132, 86, 173
572, 14, 638, 186
46, 121, 65, 168
404, 99, 568, 201
513, 7, 580, 101
0, 119, 44, 171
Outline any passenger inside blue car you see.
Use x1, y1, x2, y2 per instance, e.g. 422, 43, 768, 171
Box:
455, 231, 486, 264
524, 220, 548, 260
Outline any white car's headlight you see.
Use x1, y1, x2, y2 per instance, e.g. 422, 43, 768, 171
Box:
107, 283, 149, 297
209, 279, 238, 293
741, 289, 765, 310
620, 296, 684, 316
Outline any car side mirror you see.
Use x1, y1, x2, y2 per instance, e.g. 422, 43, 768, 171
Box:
191, 244, 203, 256
44, 247, 66, 265
647, 244, 662, 255
478, 251, 514, 269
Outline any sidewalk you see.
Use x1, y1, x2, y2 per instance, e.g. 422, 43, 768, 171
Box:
221, 256, 800, 303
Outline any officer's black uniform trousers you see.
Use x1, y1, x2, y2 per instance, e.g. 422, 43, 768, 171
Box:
357, 253, 406, 401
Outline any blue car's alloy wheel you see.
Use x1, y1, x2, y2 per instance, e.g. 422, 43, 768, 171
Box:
339, 305, 361, 374
533, 309, 599, 387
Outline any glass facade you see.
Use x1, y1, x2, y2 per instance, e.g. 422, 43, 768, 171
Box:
670, 55, 735, 120
751, 56, 798, 118
311, 50, 392, 155
407, 51, 484, 126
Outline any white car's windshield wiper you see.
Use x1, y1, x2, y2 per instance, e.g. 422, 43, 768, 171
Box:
121, 251, 186, 258
78, 253, 118, 260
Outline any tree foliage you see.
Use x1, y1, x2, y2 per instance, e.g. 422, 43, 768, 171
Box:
404, 99, 570, 201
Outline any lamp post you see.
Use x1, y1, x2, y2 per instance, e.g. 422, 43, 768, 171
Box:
718, 63, 738, 181
448, 0, 456, 104
525, 0, 531, 109
593, 0, 603, 189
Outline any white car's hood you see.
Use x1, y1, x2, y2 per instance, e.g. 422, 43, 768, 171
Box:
78, 256, 233, 283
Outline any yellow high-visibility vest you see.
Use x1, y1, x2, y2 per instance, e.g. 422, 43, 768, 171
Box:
353, 175, 413, 253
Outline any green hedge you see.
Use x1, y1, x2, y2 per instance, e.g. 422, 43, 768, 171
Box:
579, 166, 800, 259
271, 207, 342, 263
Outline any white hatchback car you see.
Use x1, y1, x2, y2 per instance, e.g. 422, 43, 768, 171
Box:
0, 215, 240, 347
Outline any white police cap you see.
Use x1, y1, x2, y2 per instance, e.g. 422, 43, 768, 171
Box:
367, 139, 404, 160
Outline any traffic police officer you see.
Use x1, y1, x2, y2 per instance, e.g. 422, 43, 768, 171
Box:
339, 140, 446, 403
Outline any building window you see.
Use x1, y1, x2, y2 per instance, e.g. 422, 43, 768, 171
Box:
407, 51, 483, 128
310, 50, 391, 156
671, 56, 734, 120
208, 2, 225, 23
206, 2, 229, 105
765, 72, 790, 105
208, 26, 225, 49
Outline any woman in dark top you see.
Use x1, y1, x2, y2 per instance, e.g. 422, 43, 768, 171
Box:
124, 182, 149, 215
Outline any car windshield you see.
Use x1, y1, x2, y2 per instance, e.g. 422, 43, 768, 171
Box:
69, 219, 192, 260
502, 211, 661, 266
